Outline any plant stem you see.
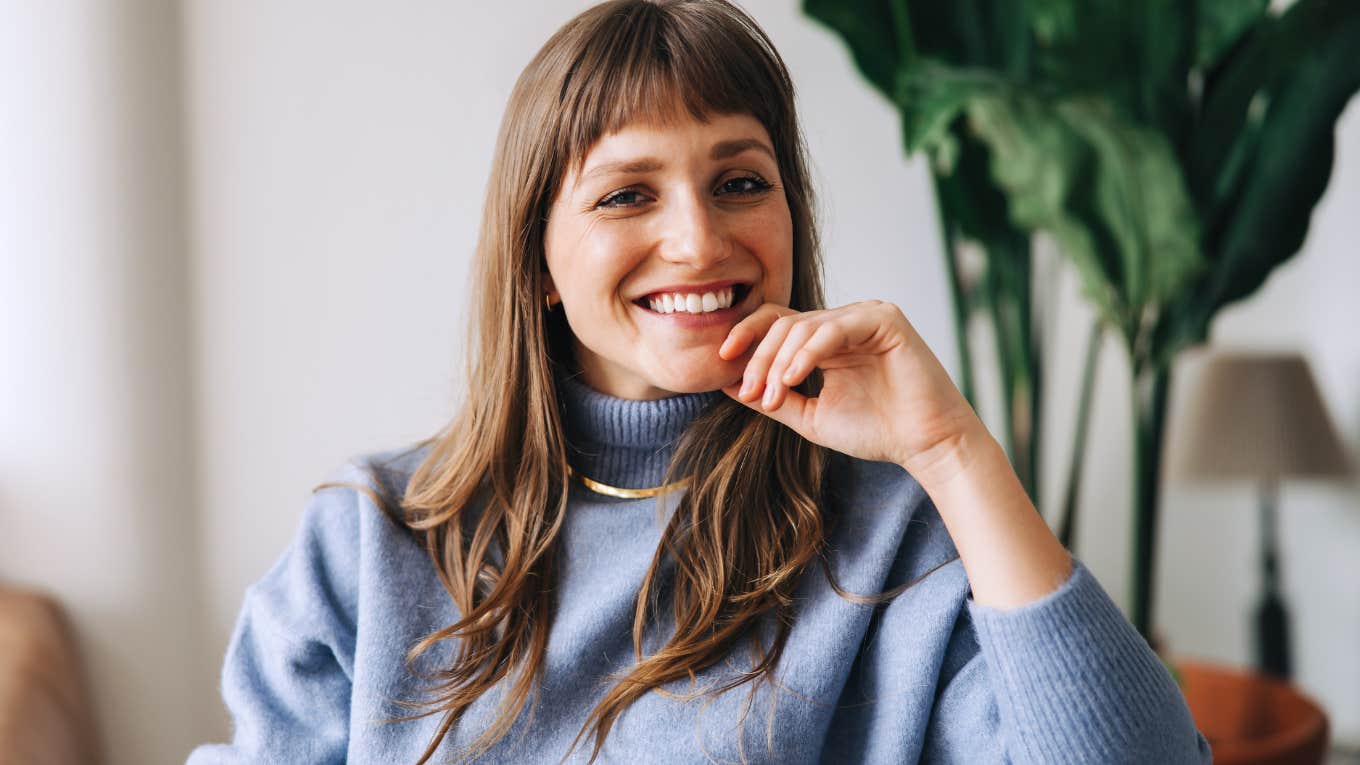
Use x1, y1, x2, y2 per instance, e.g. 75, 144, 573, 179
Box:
1130, 362, 1173, 642
1017, 240, 1040, 501
1058, 320, 1104, 550
931, 176, 976, 407
985, 245, 1018, 470
984, 235, 1039, 500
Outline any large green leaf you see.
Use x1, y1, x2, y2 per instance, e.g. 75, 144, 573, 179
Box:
1187, 0, 1357, 221
963, 93, 1121, 330
934, 124, 1024, 248
964, 93, 1203, 339
802, 1, 1031, 154
1058, 99, 1203, 315
906, 0, 1030, 74
803, 0, 1357, 371
1195, 0, 1269, 68
1161, 0, 1360, 362
892, 60, 1004, 155
1026, 1, 1192, 138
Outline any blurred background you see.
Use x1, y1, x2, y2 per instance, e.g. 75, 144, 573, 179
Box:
2, 1, 1356, 763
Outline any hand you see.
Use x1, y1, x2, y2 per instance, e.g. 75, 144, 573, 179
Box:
718, 300, 983, 483
721, 300, 1075, 609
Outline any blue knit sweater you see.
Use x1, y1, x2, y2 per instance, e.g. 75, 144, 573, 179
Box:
188, 371, 1212, 763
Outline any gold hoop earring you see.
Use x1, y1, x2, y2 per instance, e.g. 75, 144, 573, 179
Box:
544, 291, 561, 310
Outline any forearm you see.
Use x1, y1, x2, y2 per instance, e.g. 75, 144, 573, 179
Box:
903, 415, 1073, 611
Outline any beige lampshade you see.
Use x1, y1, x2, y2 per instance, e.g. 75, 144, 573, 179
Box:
1167, 352, 1356, 482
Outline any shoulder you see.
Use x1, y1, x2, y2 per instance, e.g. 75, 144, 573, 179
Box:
322, 441, 431, 505
303, 441, 432, 535
245, 442, 434, 644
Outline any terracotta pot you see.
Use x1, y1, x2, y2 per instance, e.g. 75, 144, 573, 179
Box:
1176, 658, 1329, 765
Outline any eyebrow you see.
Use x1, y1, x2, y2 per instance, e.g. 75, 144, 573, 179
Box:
710, 138, 775, 162
577, 138, 777, 185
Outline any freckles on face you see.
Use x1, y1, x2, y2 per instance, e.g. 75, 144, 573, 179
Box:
542, 112, 794, 399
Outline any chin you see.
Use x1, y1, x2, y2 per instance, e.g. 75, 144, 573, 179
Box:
652, 366, 740, 395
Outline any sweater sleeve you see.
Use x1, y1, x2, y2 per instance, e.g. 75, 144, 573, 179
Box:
186, 480, 362, 765
923, 558, 1213, 764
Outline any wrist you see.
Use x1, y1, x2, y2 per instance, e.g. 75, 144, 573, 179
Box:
899, 415, 999, 494
902, 419, 1073, 609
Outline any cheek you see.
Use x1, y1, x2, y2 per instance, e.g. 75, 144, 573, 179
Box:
733, 213, 794, 295
558, 240, 652, 343
579, 228, 648, 296
548, 222, 640, 298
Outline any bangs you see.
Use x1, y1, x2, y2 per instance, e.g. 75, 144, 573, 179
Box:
554, 0, 792, 173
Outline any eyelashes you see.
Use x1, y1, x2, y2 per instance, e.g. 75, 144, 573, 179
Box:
717, 175, 774, 196
595, 188, 647, 209
594, 174, 775, 210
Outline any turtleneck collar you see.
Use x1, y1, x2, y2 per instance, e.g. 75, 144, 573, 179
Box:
554, 365, 722, 491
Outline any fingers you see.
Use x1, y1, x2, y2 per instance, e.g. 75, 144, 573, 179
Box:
723, 300, 899, 411
739, 312, 801, 404
731, 309, 828, 411
719, 299, 914, 453
779, 319, 847, 387
719, 303, 796, 361
762, 317, 825, 409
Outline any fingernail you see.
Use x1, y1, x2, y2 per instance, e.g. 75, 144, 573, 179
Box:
762, 386, 776, 408
739, 377, 753, 398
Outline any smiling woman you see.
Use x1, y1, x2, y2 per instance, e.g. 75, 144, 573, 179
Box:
187, 1, 1214, 764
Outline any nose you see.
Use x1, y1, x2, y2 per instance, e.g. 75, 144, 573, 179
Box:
658, 190, 730, 270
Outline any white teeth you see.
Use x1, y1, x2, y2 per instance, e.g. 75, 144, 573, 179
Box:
646, 287, 738, 314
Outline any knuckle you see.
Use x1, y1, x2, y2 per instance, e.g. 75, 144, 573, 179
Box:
751, 340, 777, 360
875, 300, 902, 318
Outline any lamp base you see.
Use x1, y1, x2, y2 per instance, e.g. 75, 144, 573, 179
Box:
1255, 591, 1292, 679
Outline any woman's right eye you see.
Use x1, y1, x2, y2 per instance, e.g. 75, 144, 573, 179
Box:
596, 188, 647, 209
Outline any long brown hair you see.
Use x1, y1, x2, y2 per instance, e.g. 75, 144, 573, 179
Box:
364, 2, 858, 762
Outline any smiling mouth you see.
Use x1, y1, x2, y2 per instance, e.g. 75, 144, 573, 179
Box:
632, 283, 752, 314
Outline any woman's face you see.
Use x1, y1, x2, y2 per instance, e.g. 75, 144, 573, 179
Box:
543, 111, 794, 400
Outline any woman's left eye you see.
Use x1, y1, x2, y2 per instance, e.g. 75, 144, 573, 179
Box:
717, 175, 773, 196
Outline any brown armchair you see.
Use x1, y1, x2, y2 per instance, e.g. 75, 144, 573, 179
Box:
0, 587, 102, 765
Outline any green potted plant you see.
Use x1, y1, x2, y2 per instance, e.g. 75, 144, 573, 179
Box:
802, 0, 1360, 646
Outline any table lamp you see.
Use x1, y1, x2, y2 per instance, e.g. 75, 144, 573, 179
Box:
1167, 351, 1356, 680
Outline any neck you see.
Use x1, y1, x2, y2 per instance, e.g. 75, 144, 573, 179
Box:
554, 365, 720, 490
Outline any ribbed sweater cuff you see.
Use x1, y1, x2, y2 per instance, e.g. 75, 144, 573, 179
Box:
965, 558, 1203, 764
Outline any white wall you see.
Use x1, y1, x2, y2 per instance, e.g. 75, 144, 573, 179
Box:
1, 1, 213, 762
5, 2, 1357, 762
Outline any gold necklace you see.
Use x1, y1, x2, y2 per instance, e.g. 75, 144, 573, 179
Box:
566, 464, 689, 499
